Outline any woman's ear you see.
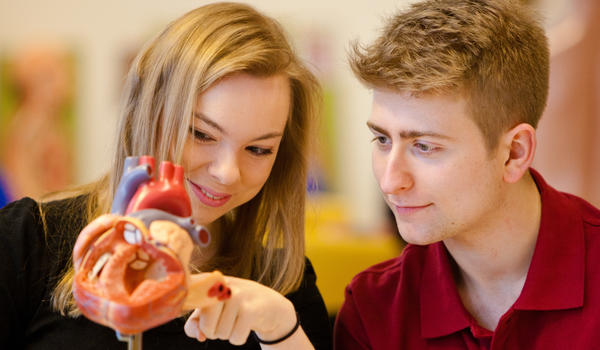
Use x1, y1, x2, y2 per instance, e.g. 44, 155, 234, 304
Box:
501, 123, 537, 184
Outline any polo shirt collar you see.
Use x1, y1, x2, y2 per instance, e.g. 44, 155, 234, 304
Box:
513, 168, 584, 310
419, 168, 585, 339
420, 241, 471, 338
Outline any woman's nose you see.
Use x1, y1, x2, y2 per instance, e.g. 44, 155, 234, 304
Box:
207, 151, 241, 185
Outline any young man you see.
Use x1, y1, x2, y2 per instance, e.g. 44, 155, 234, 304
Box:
334, 0, 600, 349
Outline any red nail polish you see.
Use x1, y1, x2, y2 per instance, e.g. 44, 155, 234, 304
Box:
208, 284, 219, 297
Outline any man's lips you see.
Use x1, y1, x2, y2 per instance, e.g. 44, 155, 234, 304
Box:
392, 203, 433, 215
187, 179, 232, 208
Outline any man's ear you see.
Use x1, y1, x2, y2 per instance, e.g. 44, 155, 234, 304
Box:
501, 123, 537, 184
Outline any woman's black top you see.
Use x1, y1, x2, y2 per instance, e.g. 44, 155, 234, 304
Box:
0, 197, 332, 349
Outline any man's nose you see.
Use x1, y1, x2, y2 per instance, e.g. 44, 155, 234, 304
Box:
379, 148, 414, 195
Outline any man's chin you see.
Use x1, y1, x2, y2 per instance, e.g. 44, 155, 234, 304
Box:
398, 229, 439, 246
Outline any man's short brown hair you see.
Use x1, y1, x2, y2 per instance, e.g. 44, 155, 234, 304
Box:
350, 0, 549, 150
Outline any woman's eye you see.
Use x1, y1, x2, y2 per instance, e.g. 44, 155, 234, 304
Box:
189, 127, 213, 142
246, 146, 273, 156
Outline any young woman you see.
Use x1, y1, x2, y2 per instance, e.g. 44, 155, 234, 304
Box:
0, 3, 331, 349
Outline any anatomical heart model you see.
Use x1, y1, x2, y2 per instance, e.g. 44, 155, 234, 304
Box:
72, 156, 231, 338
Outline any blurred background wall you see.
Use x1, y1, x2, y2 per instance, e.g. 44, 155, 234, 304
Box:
533, 0, 600, 208
0, 0, 405, 230
2, 0, 598, 225
1, 0, 598, 318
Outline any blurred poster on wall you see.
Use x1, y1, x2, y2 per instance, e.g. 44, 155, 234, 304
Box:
294, 27, 339, 194
533, 0, 600, 207
0, 43, 75, 207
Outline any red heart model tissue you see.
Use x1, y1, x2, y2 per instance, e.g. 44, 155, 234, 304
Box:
72, 156, 230, 335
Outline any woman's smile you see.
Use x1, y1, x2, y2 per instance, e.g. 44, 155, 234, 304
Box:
187, 179, 232, 207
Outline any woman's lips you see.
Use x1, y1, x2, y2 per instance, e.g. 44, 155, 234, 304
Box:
187, 180, 232, 208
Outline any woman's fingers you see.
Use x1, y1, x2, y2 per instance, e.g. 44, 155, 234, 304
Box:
183, 309, 207, 341
199, 300, 225, 339
228, 310, 252, 346
214, 297, 238, 340
183, 271, 227, 310
183, 309, 199, 338
185, 297, 252, 345
184, 275, 296, 346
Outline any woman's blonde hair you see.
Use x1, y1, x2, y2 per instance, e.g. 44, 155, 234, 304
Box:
51, 2, 320, 316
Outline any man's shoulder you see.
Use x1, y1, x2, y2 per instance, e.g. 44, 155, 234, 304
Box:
533, 168, 600, 229
563, 192, 600, 227
548, 188, 600, 231
347, 243, 430, 293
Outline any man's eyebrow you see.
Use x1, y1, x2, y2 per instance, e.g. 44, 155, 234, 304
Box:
193, 112, 283, 142
366, 121, 453, 140
366, 122, 390, 137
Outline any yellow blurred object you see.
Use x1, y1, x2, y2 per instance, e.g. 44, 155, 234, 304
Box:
305, 194, 403, 315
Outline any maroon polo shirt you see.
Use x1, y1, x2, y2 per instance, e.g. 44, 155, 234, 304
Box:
334, 169, 600, 349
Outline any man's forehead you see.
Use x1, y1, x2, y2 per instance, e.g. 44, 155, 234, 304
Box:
368, 89, 479, 138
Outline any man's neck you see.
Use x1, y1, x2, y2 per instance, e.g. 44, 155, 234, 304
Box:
444, 171, 542, 331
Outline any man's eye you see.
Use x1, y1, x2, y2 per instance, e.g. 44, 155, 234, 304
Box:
246, 146, 273, 156
371, 136, 389, 145
415, 143, 430, 151
414, 142, 438, 153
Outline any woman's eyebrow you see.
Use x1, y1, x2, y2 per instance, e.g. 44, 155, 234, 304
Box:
251, 132, 283, 142
193, 112, 224, 134
193, 112, 283, 142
